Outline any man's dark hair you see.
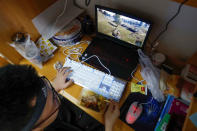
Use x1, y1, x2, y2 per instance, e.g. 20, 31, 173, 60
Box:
0, 65, 43, 131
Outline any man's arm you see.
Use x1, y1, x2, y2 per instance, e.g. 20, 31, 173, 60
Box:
104, 101, 120, 131
53, 67, 120, 131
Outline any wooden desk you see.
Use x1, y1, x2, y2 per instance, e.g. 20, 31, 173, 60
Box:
20, 36, 144, 131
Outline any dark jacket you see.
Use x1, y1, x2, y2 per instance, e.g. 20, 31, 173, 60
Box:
45, 95, 104, 131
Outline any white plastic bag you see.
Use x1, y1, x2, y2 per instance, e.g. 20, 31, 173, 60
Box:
10, 34, 42, 68
138, 49, 165, 102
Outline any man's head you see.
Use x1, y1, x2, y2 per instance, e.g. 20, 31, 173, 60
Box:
0, 65, 42, 130
0, 65, 60, 131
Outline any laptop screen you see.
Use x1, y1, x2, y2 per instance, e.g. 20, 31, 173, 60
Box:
96, 6, 151, 48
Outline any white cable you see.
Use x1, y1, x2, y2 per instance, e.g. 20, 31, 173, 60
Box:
62, 41, 111, 75
63, 48, 82, 61
130, 66, 139, 81
53, 0, 68, 28
65, 41, 90, 47
63, 41, 90, 52
49, 0, 68, 37
81, 55, 111, 75
64, 43, 142, 80
130, 66, 145, 83
62, 41, 89, 61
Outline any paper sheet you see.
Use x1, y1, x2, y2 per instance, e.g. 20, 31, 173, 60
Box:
32, 0, 84, 39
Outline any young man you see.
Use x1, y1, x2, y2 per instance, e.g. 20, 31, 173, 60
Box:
0, 65, 120, 131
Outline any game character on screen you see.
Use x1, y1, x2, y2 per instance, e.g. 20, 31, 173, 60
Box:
112, 29, 121, 39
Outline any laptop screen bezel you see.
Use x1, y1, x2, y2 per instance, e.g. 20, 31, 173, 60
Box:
95, 5, 152, 50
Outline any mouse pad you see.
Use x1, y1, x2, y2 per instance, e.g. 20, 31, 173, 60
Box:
120, 92, 165, 131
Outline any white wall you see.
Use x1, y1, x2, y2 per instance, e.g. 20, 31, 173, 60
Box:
75, 0, 197, 60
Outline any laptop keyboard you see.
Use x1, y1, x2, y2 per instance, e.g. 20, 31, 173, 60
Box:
80, 37, 139, 80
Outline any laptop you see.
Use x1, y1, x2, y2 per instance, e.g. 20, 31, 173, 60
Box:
80, 5, 152, 81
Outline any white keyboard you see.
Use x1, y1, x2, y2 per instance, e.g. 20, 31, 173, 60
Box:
63, 58, 127, 101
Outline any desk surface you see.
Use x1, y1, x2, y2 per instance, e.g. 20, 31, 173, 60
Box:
20, 36, 145, 131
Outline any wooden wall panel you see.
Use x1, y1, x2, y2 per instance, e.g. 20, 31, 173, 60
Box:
171, 0, 197, 8
0, 0, 57, 64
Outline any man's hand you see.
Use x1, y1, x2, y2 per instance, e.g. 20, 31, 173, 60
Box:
104, 101, 120, 131
52, 67, 73, 92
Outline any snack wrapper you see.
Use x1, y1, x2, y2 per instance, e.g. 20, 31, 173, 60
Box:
37, 37, 57, 56
79, 88, 107, 113
131, 82, 147, 95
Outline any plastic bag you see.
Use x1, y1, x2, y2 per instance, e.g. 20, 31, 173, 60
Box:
138, 49, 165, 102
11, 34, 42, 68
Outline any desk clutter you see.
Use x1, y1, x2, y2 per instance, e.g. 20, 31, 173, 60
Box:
10, 16, 87, 68
120, 93, 164, 131
63, 58, 127, 102
52, 19, 83, 47
122, 50, 197, 130
11, 33, 58, 68
10, 2, 197, 130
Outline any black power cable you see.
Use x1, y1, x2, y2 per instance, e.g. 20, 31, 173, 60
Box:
150, 0, 189, 48
85, 0, 91, 6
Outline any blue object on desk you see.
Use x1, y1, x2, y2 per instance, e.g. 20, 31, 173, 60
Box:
141, 98, 161, 123
154, 95, 174, 131
189, 112, 197, 127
